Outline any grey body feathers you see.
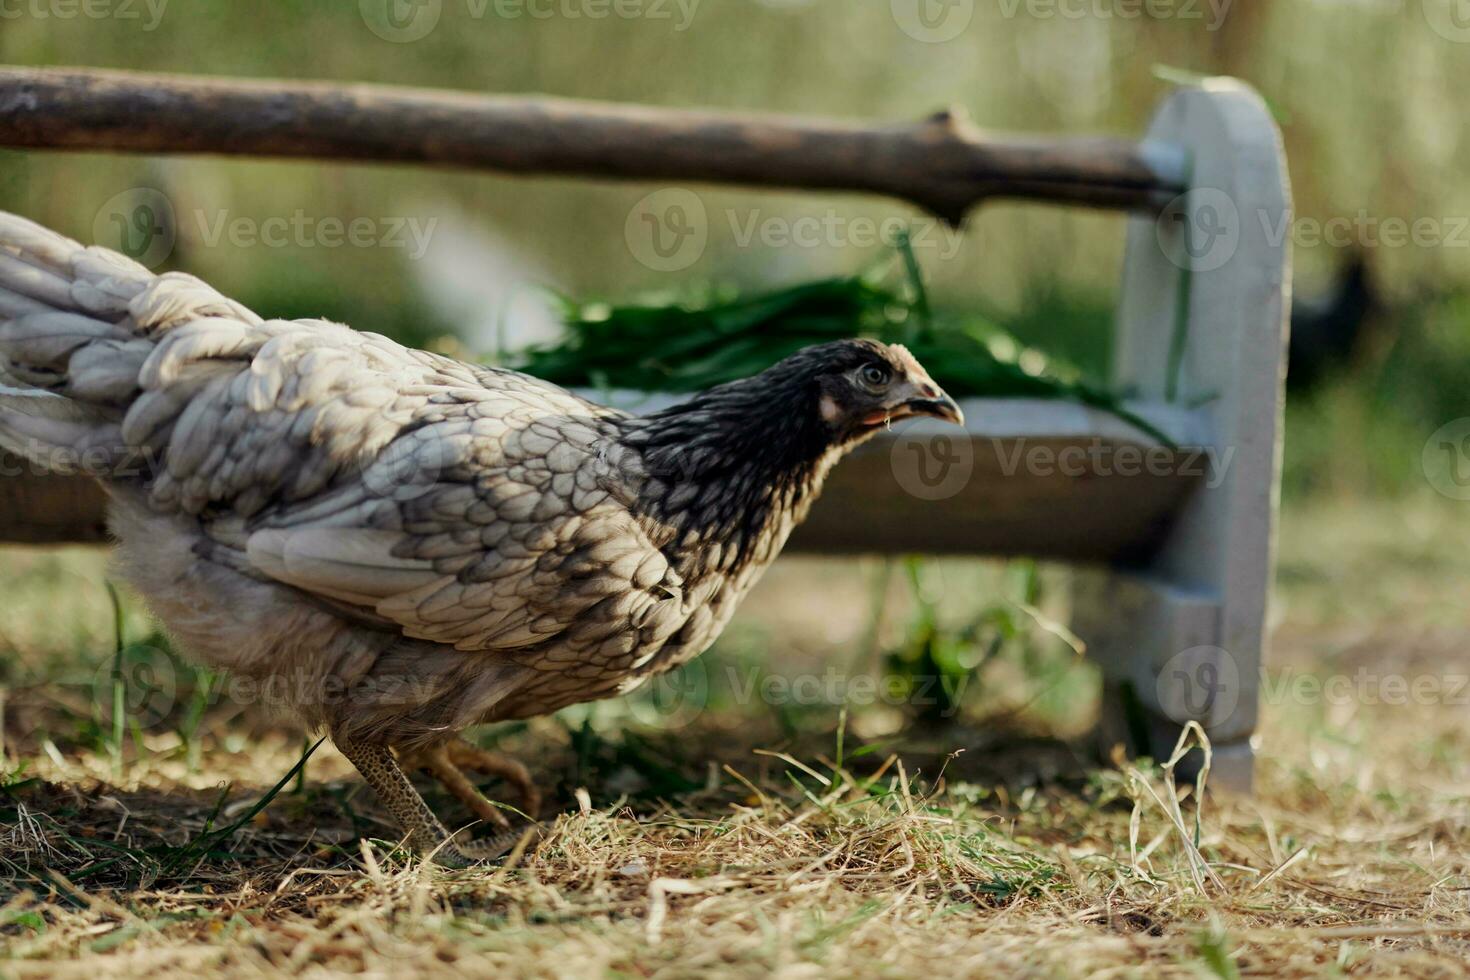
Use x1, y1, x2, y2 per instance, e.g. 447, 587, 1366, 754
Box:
0, 211, 854, 748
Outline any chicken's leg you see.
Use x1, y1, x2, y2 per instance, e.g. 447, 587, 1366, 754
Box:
400, 737, 541, 830
335, 736, 478, 866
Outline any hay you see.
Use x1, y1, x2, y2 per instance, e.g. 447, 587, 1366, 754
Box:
3, 496, 1469, 977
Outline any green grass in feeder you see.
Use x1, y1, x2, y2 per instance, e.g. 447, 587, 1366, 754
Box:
515, 245, 1170, 444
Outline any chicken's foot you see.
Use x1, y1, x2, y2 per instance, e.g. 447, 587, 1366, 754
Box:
400, 738, 541, 830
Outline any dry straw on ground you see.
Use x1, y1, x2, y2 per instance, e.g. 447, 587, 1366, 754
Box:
3, 495, 1469, 978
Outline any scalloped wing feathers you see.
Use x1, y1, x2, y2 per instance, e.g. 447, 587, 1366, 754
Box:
0, 209, 692, 667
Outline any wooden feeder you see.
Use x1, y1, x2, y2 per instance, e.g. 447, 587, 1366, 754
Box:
0, 68, 1290, 791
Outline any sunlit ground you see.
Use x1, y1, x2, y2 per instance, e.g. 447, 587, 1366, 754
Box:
2, 487, 1468, 977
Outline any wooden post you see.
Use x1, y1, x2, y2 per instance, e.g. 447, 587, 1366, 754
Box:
1073, 80, 1292, 794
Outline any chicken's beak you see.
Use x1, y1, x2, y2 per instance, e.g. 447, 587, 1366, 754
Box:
903, 392, 964, 426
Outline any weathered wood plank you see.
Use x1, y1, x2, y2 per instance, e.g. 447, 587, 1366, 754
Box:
0, 458, 109, 544
0, 398, 1207, 560
0, 66, 1184, 221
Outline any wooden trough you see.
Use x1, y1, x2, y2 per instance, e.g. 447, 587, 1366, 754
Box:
0, 68, 1290, 791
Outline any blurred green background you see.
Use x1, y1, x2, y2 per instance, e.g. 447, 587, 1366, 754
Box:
2, 0, 1467, 498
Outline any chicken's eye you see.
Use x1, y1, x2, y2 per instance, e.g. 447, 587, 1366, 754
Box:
859, 364, 891, 390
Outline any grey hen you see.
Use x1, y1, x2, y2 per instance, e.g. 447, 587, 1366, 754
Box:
0, 211, 962, 863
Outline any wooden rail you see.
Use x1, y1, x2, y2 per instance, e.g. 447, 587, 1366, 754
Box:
0, 398, 1208, 559
0, 66, 1184, 223
0, 68, 1290, 792
0, 66, 1195, 554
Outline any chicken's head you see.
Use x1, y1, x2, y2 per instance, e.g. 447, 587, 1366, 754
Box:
808, 339, 963, 442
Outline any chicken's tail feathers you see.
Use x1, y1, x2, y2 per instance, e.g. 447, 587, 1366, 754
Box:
0, 209, 260, 477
